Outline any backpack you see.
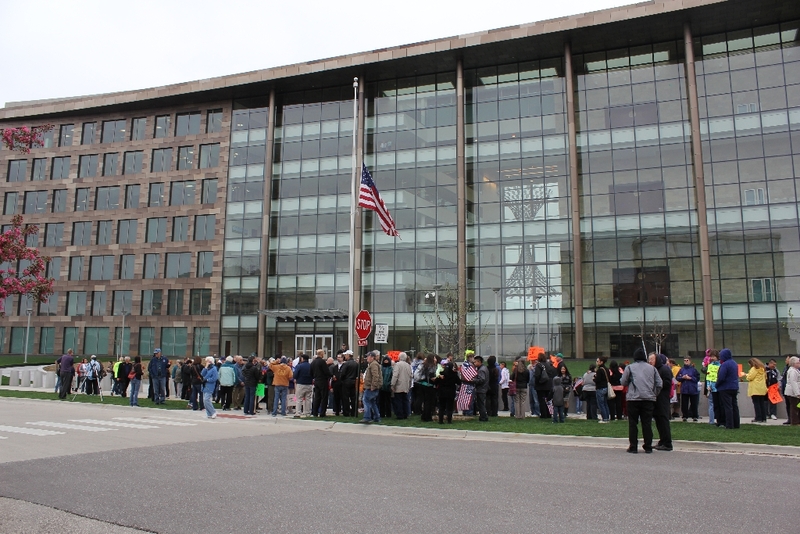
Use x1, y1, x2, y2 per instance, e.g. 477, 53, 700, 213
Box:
537, 364, 549, 384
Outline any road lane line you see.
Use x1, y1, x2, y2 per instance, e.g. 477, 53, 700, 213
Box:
27, 421, 117, 432
68, 419, 158, 429
113, 417, 196, 426
0, 425, 64, 436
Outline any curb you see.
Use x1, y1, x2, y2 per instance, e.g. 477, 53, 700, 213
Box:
265, 415, 800, 458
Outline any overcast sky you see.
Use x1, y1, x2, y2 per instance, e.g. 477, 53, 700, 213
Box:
0, 0, 636, 108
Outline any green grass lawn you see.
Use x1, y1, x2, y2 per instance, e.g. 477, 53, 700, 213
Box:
1, 388, 795, 446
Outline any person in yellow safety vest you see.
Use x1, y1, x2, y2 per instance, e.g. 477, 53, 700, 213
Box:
112, 358, 122, 396
703, 350, 721, 426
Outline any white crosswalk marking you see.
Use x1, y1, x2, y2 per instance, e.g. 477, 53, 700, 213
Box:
0, 425, 64, 436
113, 417, 196, 427
68, 419, 158, 429
27, 421, 116, 432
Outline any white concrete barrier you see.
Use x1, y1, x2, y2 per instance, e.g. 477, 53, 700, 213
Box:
44, 373, 55, 389
32, 371, 42, 388
20, 370, 30, 387
8, 371, 20, 386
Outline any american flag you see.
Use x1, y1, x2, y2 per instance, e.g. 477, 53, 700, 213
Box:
456, 363, 477, 412
358, 163, 400, 238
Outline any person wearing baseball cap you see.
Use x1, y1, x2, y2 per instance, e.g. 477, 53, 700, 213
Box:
360, 350, 382, 424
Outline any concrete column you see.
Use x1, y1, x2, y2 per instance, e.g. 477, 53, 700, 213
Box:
258, 88, 277, 359
456, 59, 467, 358
20, 370, 30, 387
683, 23, 715, 349
33, 370, 43, 387
564, 42, 584, 359
9, 370, 19, 386
44, 372, 55, 389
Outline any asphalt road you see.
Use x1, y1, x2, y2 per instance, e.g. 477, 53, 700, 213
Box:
0, 398, 797, 534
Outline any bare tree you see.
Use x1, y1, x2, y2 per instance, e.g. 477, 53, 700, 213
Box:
633, 315, 669, 355
422, 282, 489, 356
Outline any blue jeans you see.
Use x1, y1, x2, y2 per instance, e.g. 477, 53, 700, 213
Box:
203, 391, 216, 418
363, 389, 380, 422
707, 392, 715, 425
552, 405, 565, 422
243, 386, 256, 415
152, 377, 166, 404
529, 386, 540, 416
272, 386, 288, 415
129, 379, 141, 406
392, 392, 409, 419
596, 389, 610, 421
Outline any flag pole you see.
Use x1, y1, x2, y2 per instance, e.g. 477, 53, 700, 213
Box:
348, 77, 359, 353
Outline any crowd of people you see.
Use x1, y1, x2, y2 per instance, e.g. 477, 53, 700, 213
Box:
53, 344, 800, 438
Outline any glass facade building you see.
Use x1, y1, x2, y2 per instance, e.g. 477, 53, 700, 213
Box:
2, 0, 799, 360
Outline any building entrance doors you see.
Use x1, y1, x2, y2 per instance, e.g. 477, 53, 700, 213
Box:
294, 334, 333, 358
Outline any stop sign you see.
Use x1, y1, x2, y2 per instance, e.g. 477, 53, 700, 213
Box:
355, 309, 372, 340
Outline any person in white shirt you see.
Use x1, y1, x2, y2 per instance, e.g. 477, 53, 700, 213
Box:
499, 362, 510, 411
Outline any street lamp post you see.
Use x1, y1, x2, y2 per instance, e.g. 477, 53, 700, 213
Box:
433, 284, 441, 354
534, 295, 542, 348
493, 288, 501, 358
24, 308, 32, 364
118, 310, 129, 358
425, 285, 442, 354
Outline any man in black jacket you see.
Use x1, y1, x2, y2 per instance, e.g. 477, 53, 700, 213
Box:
330, 353, 343, 415
339, 350, 359, 416
472, 356, 490, 422
534, 354, 554, 419
650, 353, 674, 451
242, 356, 261, 415
311, 349, 332, 417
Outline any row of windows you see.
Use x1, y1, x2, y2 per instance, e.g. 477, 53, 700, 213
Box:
5, 144, 220, 182
1, 326, 207, 358
47, 288, 212, 317
28, 214, 216, 248
4, 178, 218, 215
51, 110, 222, 148
38, 251, 213, 283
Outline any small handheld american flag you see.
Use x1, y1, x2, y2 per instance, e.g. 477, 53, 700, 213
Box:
358, 163, 400, 238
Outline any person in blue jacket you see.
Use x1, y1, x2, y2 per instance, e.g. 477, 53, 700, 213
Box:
201, 356, 218, 419
676, 358, 700, 421
147, 349, 169, 405
715, 348, 740, 429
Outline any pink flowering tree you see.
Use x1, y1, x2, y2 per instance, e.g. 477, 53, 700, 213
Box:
1, 123, 57, 314
1, 124, 54, 154
0, 215, 54, 316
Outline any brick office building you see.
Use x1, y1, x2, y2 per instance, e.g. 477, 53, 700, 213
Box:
2, 0, 800, 361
